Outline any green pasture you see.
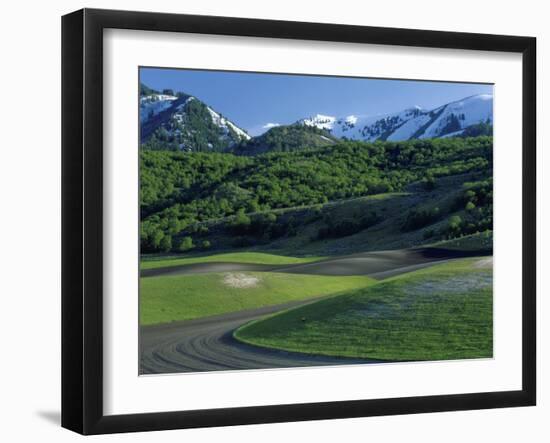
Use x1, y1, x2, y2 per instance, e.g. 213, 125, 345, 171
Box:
140, 271, 375, 325
235, 258, 493, 361
140, 251, 325, 270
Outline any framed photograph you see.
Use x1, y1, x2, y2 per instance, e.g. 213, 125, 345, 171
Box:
61, 8, 536, 435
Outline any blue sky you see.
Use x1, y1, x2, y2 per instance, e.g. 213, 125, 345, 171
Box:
140, 67, 493, 136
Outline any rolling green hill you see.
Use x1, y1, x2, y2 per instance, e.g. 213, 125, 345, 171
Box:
140, 271, 375, 325
234, 258, 493, 361
141, 251, 325, 270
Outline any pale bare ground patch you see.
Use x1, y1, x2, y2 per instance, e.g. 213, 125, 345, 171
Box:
350, 272, 493, 320
473, 257, 493, 269
222, 273, 260, 288
407, 273, 493, 295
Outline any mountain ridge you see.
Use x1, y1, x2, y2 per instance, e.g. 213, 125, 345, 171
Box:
140, 84, 250, 152
298, 93, 493, 142
139, 84, 492, 154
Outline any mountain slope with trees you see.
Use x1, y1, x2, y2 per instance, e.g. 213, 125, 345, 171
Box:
233, 124, 339, 155
140, 83, 250, 153
139, 84, 493, 154
140, 136, 493, 254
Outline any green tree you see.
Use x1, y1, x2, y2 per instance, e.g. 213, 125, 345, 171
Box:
159, 235, 172, 252
151, 229, 165, 250
178, 237, 194, 252
423, 174, 436, 190
230, 208, 251, 234
446, 215, 463, 238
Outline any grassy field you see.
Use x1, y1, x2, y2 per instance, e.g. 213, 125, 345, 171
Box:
234, 258, 493, 361
141, 251, 325, 270
140, 272, 375, 325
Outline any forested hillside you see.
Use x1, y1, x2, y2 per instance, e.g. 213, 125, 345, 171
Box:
233, 124, 338, 155
140, 83, 250, 153
140, 136, 493, 253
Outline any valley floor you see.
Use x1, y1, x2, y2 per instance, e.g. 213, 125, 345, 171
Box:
139, 248, 492, 373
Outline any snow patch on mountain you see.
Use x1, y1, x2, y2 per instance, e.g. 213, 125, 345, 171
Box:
419, 94, 493, 139
139, 94, 178, 123
300, 114, 376, 140
176, 96, 195, 110
299, 108, 430, 141
206, 107, 251, 140
298, 94, 492, 142
386, 113, 431, 141
357, 107, 427, 141
440, 129, 466, 138
300, 114, 337, 131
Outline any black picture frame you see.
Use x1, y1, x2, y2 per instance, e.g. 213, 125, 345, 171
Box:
62, 8, 536, 435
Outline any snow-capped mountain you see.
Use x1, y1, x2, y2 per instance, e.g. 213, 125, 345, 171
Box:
140, 86, 492, 154
420, 94, 493, 139
140, 85, 250, 152
298, 94, 493, 142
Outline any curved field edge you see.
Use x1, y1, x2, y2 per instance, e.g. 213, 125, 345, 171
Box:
234, 258, 493, 362
141, 251, 326, 270
140, 271, 376, 325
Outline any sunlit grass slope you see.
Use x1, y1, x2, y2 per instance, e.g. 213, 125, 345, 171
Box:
141, 252, 325, 270
235, 258, 493, 361
140, 272, 375, 325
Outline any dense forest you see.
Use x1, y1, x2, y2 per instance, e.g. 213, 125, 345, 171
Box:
140, 136, 493, 253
